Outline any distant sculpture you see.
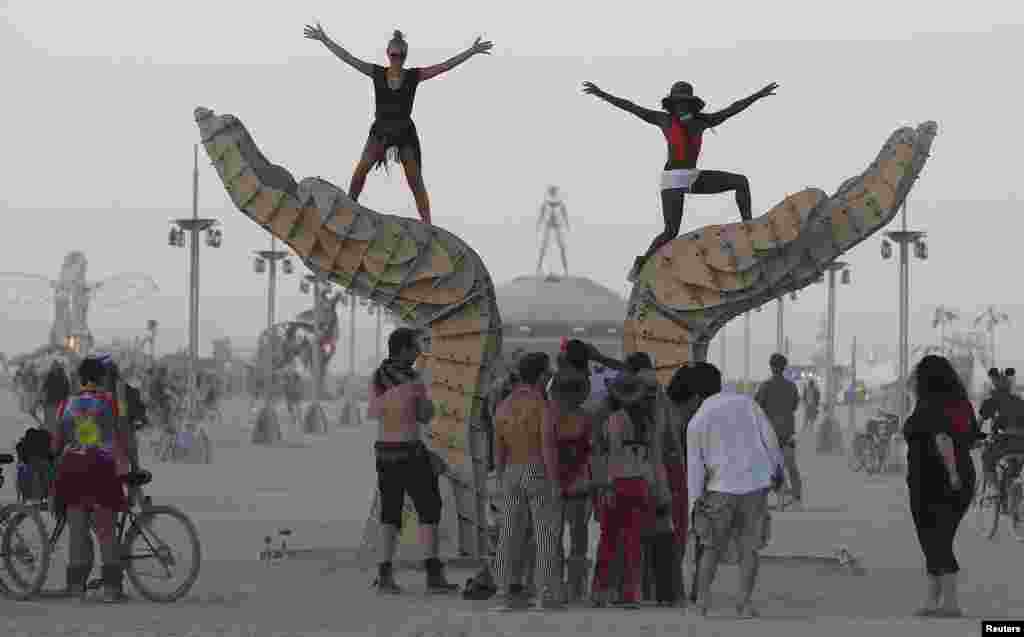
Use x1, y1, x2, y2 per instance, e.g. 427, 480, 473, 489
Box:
537, 185, 569, 276
0, 251, 158, 355
254, 290, 344, 389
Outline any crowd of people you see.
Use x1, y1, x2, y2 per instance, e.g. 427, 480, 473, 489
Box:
364, 326, 1020, 619
367, 329, 809, 615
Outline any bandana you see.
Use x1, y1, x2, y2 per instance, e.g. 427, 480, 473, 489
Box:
373, 358, 419, 392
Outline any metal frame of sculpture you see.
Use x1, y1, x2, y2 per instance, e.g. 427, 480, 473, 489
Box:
195, 107, 500, 565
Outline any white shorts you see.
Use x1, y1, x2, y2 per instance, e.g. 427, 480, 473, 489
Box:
660, 169, 701, 191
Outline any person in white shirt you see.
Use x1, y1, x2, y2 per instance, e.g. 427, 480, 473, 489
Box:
685, 362, 784, 618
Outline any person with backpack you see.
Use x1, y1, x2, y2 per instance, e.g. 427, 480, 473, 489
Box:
51, 354, 133, 603
591, 353, 673, 609
978, 367, 1024, 494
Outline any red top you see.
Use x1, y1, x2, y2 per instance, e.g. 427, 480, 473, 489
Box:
663, 116, 704, 167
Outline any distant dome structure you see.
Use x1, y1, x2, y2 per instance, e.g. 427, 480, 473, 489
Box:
493, 187, 627, 361
495, 273, 626, 360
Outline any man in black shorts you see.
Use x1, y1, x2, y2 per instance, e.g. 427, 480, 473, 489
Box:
368, 328, 458, 594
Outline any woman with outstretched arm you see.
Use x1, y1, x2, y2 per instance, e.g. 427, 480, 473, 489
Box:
304, 23, 494, 225
582, 80, 778, 281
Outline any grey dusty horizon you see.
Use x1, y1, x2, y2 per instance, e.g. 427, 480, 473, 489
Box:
2, 2, 1022, 374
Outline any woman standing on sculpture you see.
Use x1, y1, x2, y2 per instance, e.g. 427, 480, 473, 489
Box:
304, 23, 494, 225
581, 80, 778, 281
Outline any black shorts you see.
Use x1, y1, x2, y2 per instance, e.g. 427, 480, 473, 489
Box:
375, 441, 442, 527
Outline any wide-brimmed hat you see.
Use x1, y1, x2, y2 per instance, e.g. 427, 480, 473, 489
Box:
661, 81, 706, 112
608, 369, 658, 405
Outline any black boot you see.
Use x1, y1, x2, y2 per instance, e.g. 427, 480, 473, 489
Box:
373, 561, 401, 594
101, 564, 123, 603
425, 557, 459, 594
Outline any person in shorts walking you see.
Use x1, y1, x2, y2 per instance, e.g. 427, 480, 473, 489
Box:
687, 362, 784, 617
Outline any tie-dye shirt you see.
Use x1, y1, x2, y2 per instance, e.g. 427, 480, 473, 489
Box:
56, 389, 121, 454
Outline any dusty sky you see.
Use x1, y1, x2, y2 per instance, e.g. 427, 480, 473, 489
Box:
2, 1, 1022, 375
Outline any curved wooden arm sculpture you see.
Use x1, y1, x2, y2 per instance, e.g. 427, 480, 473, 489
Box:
194, 107, 500, 557
624, 121, 938, 384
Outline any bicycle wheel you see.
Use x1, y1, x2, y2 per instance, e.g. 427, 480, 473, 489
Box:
123, 505, 201, 602
0, 503, 51, 600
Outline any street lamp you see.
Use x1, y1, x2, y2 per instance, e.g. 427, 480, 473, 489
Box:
168, 144, 221, 422
882, 201, 927, 433
818, 260, 851, 454
253, 237, 292, 438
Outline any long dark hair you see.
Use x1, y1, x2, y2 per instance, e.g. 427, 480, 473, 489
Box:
913, 354, 968, 403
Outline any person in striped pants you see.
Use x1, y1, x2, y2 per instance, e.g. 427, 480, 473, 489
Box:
493, 352, 566, 610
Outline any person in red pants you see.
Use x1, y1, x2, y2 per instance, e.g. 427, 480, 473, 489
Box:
590, 355, 672, 608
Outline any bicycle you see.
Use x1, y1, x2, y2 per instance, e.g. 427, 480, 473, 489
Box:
973, 436, 1024, 541
849, 411, 898, 474
0, 452, 52, 600
1, 468, 202, 602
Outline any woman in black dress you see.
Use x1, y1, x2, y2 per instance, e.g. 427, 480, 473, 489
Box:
903, 354, 980, 617
304, 23, 493, 225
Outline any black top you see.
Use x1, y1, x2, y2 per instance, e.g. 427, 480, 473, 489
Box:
43, 368, 71, 405
903, 398, 980, 491
372, 65, 422, 122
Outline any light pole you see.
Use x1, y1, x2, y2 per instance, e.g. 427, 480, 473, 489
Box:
719, 322, 727, 383
167, 144, 222, 421
881, 201, 927, 430
253, 238, 292, 438
300, 271, 333, 434
818, 261, 851, 454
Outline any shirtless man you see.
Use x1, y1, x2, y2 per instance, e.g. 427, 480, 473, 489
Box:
368, 327, 459, 594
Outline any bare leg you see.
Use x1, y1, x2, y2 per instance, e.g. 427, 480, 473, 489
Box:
915, 574, 941, 614
736, 548, 760, 616
694, 546, 720, 615
349, 141, 385, 201
642, 188, 686, 262
379, 523, 399, 562
554, 228, 569, 277
400, 150, 431, 225
537, 225, 552, 274
690, 170, 753, 222
419, 524, 440, 559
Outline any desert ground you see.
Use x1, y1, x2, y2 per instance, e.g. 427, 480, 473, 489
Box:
1, 390, 1020, 636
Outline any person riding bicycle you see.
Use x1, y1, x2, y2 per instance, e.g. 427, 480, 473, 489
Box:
755, 353, 803, 508
51, 354, 133, 603
979, 367, 1024, 492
